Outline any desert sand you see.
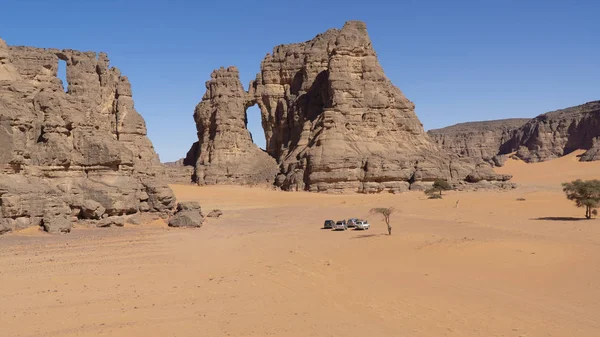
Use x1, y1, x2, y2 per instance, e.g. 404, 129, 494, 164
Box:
1, 151, 599, 337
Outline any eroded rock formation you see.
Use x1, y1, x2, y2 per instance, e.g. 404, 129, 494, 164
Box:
0, 38, 175, 234
430, 101, 600, 165
191, 21, 511, 193
428, 119, 530, 166
509, 101, 600, 163
193, 67, 278, 185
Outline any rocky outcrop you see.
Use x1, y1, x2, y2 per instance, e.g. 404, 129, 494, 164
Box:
190, 21, 510, 193
429, 101, 600, 165
0, 37, 175, 234
428, 119, 529, 165
192, 67, 279, 185
509, 101, 600, 163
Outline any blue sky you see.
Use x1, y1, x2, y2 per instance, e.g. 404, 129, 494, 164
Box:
2, 0, 598, 162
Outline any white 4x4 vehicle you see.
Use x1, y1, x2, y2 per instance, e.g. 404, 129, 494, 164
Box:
354, 220, 370, 230
333, 220, 347, 231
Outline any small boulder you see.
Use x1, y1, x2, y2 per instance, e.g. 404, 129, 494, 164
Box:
0, 219, 14, 235
207, 209, 223, 218
98, 216, 125, 228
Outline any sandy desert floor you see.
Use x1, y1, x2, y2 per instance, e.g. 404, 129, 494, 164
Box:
1, 151, 600, 337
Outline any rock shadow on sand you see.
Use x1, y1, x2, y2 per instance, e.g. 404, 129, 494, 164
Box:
351, 233, 384, 239
532, 217, 590, 221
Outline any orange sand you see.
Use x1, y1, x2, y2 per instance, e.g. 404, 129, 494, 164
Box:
1, 153, 599, 336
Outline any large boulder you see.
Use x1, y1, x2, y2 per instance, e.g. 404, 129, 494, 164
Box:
168, 202, 204, 228
42, 202, 72, 234
80, 199, 106, 220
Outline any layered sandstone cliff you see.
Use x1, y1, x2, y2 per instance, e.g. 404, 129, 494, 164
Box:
0, 38, 175, 234
509, 101, 600, 162
190, 21, 511, 193
430, 101, 600, 165
428, 119, 529, 165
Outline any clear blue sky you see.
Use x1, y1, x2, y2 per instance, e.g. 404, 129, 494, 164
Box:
2, 0, 598, 162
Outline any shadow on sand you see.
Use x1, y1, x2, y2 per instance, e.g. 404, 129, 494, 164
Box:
351, 233, 384, 239
532, 217, 589, 221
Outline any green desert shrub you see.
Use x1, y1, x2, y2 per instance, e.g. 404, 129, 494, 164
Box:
562, 179, 600, 219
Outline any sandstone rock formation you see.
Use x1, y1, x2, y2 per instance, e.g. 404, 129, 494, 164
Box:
430, 101, 600, 165
428, 119, 530, 165
192, 67, 279, 185
0, 37, 175, 234
509, 101, 600, 163
190, 21, 510, 193
168, 201, 204, 228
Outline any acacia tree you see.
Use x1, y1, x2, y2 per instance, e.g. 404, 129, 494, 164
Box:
370, 207, 394, 235
562, 179, 600, 219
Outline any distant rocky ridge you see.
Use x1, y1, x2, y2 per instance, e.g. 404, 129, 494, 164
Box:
429, 101, 600, 165
0, 38, 175, 234
428, 119, 530, 166
188, 21, 512, 193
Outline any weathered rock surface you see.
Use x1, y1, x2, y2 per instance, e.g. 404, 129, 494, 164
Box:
430, 101, 600, 165
428, 119, 529, 165
97, 216, 125, 228
0, 37, 175, 234
191, 21, 509, 193
168, 201, 204, 228
509, 101, 600, 163
159, 147, 197, 184
80, 199, 106, 220
192, 67, 279, 185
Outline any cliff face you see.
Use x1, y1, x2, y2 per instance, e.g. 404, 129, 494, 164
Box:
509, 101, 600, 162
428, 119, 530, 165
0, 38, 175, 234
191, 21, 511, 193
429, 101, 600, 165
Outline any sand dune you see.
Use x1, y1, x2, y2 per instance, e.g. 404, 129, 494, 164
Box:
496, 150, 600, 187
1, 156, 599, 336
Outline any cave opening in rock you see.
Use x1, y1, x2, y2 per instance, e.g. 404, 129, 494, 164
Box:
245, 104, 266, 151
57, 59, 67, 92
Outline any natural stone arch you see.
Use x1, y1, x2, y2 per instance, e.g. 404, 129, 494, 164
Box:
190, 22, 512, 193
192, 67, 278, 186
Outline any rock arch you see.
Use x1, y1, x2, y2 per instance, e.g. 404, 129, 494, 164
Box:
190, 21, 512, 193
191, 66, 278, 186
